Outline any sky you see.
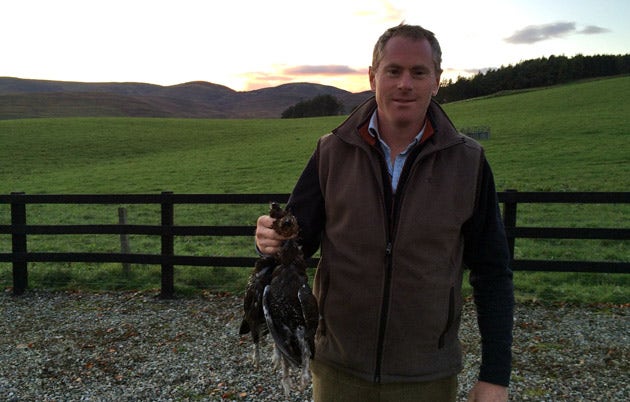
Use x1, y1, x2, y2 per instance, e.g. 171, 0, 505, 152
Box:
2, 0, 629, 93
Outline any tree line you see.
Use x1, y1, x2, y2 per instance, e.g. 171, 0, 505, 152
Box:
435, 54, 630, 103
281, 94, 344, 118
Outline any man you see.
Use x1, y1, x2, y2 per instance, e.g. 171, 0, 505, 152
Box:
256, 24, 514, 402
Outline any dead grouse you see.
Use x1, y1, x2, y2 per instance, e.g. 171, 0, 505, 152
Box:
239, 202, 300, 368
263, 237, 318, 395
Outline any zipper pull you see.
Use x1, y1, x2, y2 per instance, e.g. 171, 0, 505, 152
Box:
385, 242, 392, 255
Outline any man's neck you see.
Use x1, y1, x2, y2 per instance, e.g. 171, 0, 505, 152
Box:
378, 118, 426, 156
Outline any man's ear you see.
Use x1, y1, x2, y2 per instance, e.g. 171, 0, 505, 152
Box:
369, 66, 376, 91
432, 72, 441, 96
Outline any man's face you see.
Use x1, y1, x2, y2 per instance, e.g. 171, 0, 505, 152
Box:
369, 36, 441, 131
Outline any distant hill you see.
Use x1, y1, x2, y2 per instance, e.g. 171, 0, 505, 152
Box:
0, 77, 373, 119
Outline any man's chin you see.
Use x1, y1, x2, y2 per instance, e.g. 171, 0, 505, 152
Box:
391, 112, 420, 126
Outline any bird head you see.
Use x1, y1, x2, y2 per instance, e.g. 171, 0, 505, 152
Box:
269, 202, 284, 219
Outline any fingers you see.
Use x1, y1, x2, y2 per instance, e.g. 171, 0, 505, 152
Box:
255, 215, 285, 255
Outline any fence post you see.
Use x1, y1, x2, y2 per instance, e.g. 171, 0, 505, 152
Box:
160, 191, 175, 298
502, 189, 518, 263
11, 192, 27, 295
118, 207, 131, 275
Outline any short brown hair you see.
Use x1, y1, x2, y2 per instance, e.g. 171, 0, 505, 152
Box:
372, 23, 443, 74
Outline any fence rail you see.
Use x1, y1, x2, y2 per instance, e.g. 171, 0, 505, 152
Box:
1, 191, 628, 297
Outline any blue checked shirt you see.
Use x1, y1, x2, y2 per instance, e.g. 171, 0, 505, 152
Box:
368, 111, 426, 193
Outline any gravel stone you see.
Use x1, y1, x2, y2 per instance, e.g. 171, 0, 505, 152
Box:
1, 290, 627, 401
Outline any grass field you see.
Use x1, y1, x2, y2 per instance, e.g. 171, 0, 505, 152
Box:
1, 76, 628, 302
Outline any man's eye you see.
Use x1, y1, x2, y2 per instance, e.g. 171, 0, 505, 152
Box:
386, 69, 400, 76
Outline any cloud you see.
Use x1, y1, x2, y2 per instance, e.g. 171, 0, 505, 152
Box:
579, 25, 610, 35
462, 67, 494, 75
380, 0, 405, 22
283, 65, 364, 75
504, 22, 610, 44
242, 65, 370, 92
353, 0, 405, 23
505, 22, 576, 44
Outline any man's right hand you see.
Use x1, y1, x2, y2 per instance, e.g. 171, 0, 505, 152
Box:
255, 215, 288, 255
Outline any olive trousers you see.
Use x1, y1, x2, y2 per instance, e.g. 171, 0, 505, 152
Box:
311, 359, 457, 402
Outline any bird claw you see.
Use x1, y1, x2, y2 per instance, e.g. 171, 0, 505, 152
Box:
281, 377, 292, 396
298, 332, 312, 390
251, 344, 261, 368
271, 345, 281, 370
299, 363, 311, 390
281, 355, 293, 396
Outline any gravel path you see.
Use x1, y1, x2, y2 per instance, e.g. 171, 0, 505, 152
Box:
1, 289, 627, 401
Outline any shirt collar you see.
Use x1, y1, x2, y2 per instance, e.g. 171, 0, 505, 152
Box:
368, 110, 427, 153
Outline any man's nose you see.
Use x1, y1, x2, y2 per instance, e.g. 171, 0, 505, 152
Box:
397, 71, 413, 89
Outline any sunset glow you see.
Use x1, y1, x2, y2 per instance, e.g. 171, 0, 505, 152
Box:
2, 0, 628, 93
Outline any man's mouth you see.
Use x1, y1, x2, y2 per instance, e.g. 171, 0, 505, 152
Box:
393, 98, 415, 105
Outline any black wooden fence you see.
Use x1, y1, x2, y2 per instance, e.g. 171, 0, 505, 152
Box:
1, 191, 628, 297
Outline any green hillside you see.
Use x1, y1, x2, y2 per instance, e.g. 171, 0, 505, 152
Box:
0, 117, 338, 194
443, 76, 630, 192
1, 76, 628, 195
